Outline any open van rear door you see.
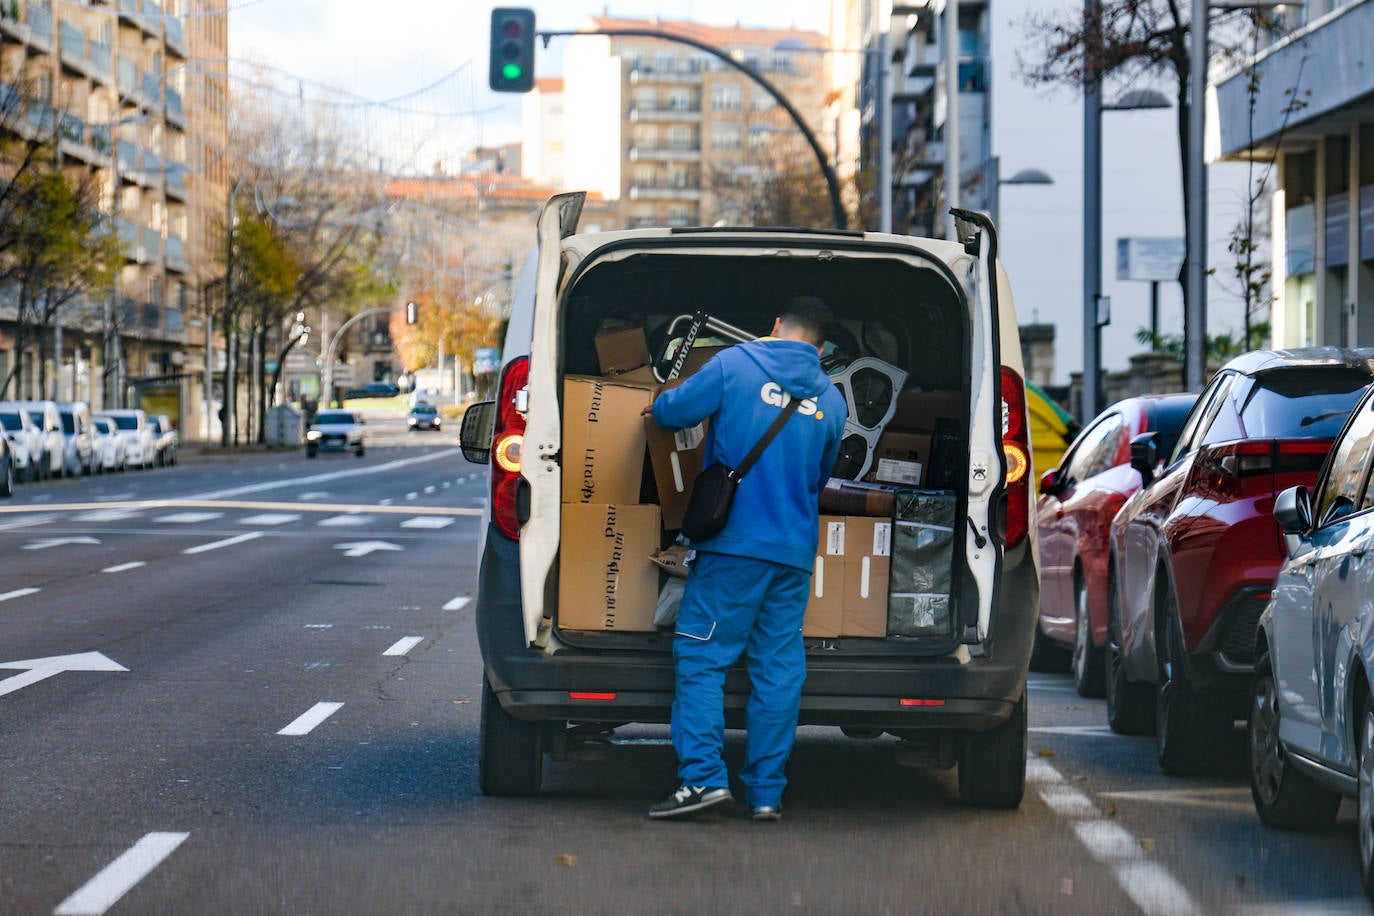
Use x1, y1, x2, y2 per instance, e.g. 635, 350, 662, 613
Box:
518, 192, 585, 648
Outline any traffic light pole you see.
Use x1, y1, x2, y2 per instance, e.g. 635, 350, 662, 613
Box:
321, 303, 415, 408
536, 28, 847, 231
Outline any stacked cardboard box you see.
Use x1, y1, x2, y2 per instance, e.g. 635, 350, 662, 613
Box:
802, 515, 893, 638
865, 390, 961, 488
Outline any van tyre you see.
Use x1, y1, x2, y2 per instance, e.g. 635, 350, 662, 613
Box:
1358, 697, 1374, 898
1106, 565, 1154, 735
1249, 652, 1340, 830
479, 677, 543, 796
1155, 599, 1228, 776
1072, 576, 1106, 698
958, 692, 1026, 809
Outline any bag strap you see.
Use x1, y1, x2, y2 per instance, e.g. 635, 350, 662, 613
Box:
733, 397, 802, 479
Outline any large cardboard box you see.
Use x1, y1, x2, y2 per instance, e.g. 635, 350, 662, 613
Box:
595, 326, 651, 376
892, 389, 962, 433
645, 415, 707, 530
868, 431, 932, 487
803, 516, 846, 638
563, 376, 653, 504
558, 503, 661, 632
842, 517, 892, 638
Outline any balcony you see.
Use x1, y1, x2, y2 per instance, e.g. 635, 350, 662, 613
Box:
115, 218, 148, 262
117, 58, 137, 97
164, 87, 185, 129
58, 24, 113, 81
628, 101, 701, 123
166, 235, 188, 273
628, 180, 701, 201
628, 66, 702, 85
117, 0, 161, 39
164, 15, 186, 59
57, 112, 112, 165
165, 162, 187, 200
628, 142, 701, 163
140, 225, 161, 262
1, 3, 54, 51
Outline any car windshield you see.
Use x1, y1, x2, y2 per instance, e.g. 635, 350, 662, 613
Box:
60, 414, 77, 434
317, 412, 355, 425
1152, 400, 1194, 462
0, 413, 21, 431
109, 415, 138, 431
1238, 369, 1373, 438
25, 410, 44, 426
413, 405, 436, 414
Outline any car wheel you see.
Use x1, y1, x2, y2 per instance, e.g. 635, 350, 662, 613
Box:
479, 676, 544, 796
958, 691, 1027, 809
306, 445, 318, 459
1073, 574, 1107, 698
1029, 620, 1070, 673
1106, 564, 1156, 736
356, 445, 365, 458
1359, 698, 1374, 898
1249, 651, 1341, 830
1155, 596, 1230, 776
0, 459, 11, 497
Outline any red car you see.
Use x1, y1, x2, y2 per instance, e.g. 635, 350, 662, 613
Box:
1033, 394, 1197, 698
1107, 348, 1374, 775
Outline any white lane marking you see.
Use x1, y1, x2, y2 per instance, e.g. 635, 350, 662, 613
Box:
333, 540, 402, 558
277, 701, 344, 736
1115, 861, 1203, 916
182, 532, 263, 555
468, 498, 488, 507
1233, 900, 1374, 914
1073, 821, 1143, 860
443, 596, 471, 611
54, 831, 189, 916
0, 588, 40, 603
1025, 757, 1065, 783
405, 492, 418, 500
442, 482, 451, 489
239, 513, 301, 526
0, 514, 55, 531
423, 486, 436, 494
24, 536, 101, 550
304, 624, 333, 629
298, 491, 332, 500
103, 562, 147, 574
155, 511, 223, 524
74, 508, 143, 522
318, 514, 368, 527
188, 450, 458, 500
1029, 725, 1120, 737
383, 636, 424, 657
401, 516, 454, 529
379, 498, 393, 506
1039, 783, 1103, 818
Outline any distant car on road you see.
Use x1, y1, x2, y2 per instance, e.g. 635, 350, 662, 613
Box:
407, 402, 442, 431
150, 414, 178, 466
1034, 393, 1197, 698
56, 401, 94, 477
306, 410, 365, 458
90, 416, 127, 473
1108, 347, 1374, 776
344, 381, 400, 400
0, 432, 12, 496
0, 406, 43, 482
1, 400, 63, 479
96, 409, 157, 470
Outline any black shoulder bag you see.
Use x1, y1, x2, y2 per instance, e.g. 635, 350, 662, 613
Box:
680, 398, 801, 541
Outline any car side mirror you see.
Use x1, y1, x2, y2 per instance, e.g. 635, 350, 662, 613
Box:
1274, 485, 1312, 535
1129, 432, 1158, 487
459, 401, 497, 464
1039, 467, 1060, 496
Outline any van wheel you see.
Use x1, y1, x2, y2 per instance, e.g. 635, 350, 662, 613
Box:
1072, 576, 1106, 698
1156, 602, 1229, 776
1106, 565, 1155, 735
1358, 697, 1374, 897
479, 677, 543, 796
958, 692, 1026, 809
1249, 652, 1340, 830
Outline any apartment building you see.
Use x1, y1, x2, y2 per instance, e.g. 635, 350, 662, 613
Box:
0, 0, 227, 430
521, 77, 565, 188
559, 16, 829, 228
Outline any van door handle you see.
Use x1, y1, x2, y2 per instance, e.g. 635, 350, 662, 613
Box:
1353, 548, 1368, 559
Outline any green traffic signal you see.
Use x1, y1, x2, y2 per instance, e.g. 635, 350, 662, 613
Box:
489, 8, 536, 93
502, 62, 523, 81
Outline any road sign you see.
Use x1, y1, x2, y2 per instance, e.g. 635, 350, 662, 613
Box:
1117, 237, 1185, 282
0, 652, 128, 698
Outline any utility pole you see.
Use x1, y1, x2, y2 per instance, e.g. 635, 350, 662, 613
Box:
944, 0, 961, 239
1081, 0, 1103, 423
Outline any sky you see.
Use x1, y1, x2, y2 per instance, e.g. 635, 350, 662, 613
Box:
229, 0, 1254, 385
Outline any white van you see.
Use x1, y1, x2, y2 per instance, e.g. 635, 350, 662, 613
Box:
459, 195, 1038, 807
0, 400, 63, 479
57, 401, 94, 476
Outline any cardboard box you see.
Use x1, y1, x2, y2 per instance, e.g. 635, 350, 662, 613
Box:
558, 503, 661, 632
892, 389, 962, 433
842, 517, 892, 637
563, 376, 653, 505
803, 516, 846, 638
645, 414, 707, 530
595, 326, 651, 376
868, 431, 932, 487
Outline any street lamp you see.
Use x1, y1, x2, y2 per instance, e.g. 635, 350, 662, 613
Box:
989, 157, 1053, 226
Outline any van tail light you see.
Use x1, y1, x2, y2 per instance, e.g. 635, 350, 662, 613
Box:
1195, 438, 1332, 500
491, 356, 529, 540
1001, 366, 1031, 548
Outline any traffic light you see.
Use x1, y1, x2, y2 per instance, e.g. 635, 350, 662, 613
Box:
405, 301, 418, 325
489, 8, 536, 93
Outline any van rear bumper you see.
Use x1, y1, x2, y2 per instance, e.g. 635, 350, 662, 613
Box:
476, 527, 1036, 734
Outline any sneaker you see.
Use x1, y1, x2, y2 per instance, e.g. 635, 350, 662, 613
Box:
750, 806, 782, 822
648, 785, 733, 819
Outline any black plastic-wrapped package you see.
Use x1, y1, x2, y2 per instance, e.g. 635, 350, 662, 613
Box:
888, 489, 957, 637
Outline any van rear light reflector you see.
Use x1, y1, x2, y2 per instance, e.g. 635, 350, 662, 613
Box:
899, 698, 946, 707
493, 433, 523, 473
569, 692, 617, 701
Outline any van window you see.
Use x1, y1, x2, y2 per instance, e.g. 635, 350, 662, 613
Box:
60, 413, 77, 434
25, 410, 46, 428
111, 415, 139, 431
0, 413, 21, 431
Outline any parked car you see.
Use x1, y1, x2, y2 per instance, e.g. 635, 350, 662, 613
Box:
95, 409, 157, 470
1034, 393, 1197, 697
1251, 382, 1374, 897
1107, 347, 1374, 775
0, 432, 12, 497
0, 406, 43, 482
456, 194, 1038, 807
344, 381, 400, 400
305, 410, 365, 458
407, 402, 442, 431
0, 400, 63, 479
150, 414, 178, 466
56, 401, 94, 477
90, 416, 127, 473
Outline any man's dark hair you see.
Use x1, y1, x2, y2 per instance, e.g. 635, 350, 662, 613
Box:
777, 296, 832, 346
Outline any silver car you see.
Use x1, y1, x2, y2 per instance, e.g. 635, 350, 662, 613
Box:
305, 410, 365, 458
90, 416, 128, 473
0, 407, 42, 482
1254, 383, 1374, 898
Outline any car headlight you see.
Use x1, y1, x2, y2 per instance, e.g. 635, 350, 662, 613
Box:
307, 430, 321, 440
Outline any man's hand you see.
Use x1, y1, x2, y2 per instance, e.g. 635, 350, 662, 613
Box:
641, 405, 654, 417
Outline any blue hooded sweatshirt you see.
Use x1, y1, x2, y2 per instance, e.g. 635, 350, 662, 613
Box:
652, 339, 848, 572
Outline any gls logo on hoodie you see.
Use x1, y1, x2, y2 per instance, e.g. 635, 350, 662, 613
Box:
760, 382, 822, 419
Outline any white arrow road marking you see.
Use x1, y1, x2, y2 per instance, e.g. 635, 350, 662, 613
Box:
156, 511, 223, 524
423, 486, 436, 494
278, 701, 343, 736
383, 636, 424, 657
333, 540, 402, 558
317, 514, 368, 527
74, 508, 143, 522
182, 532, 263, 555
0, 588, 40, 603
239, 513, 301, 526
443, 596, 471, 611
0, 652, 128, 698
103, 562, 146, 574
23, 536, 101, 550
405, 492, 418, 501
0, 514, 55, 531
54, 831, 189, 916
401, 517, 454, 530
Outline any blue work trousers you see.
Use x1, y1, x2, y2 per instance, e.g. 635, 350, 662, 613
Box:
671, 551, 811, 808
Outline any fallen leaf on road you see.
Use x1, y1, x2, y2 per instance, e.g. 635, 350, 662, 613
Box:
556, 854, 578, 867
1107, 802, 1117, 817
1138, 837, 1156, 853
453, 700, 470, 705
1060, 878, 1074, 896
1037, 749, 1055, 757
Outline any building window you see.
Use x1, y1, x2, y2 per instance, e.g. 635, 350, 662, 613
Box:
711, 85, 741, 111
667, 125, 694, 150
711, 124, 740, 149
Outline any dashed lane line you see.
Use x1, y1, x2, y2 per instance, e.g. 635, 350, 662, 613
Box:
277, 702, 344, 736
53, 831, 189, 916
1027, 755, 1202, 915
73, 508, 144, 522
401, 516, 454, 529
317, 515, 368, 527
102, 562, 147, 574
0, 514, 55, 531
181, 532, 263, 555
185, 449, 460, 500
0, 587, 40, 603
154, 512, 224, 524
238, 513, 302, 526
443, 596, 471, 611
383, 636, 424, 657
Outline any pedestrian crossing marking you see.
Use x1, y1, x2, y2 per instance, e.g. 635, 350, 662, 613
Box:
155, 512, 224, 524
401, 517, 454, 529
239, 513, 302, 526
318, 515, 368, 527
